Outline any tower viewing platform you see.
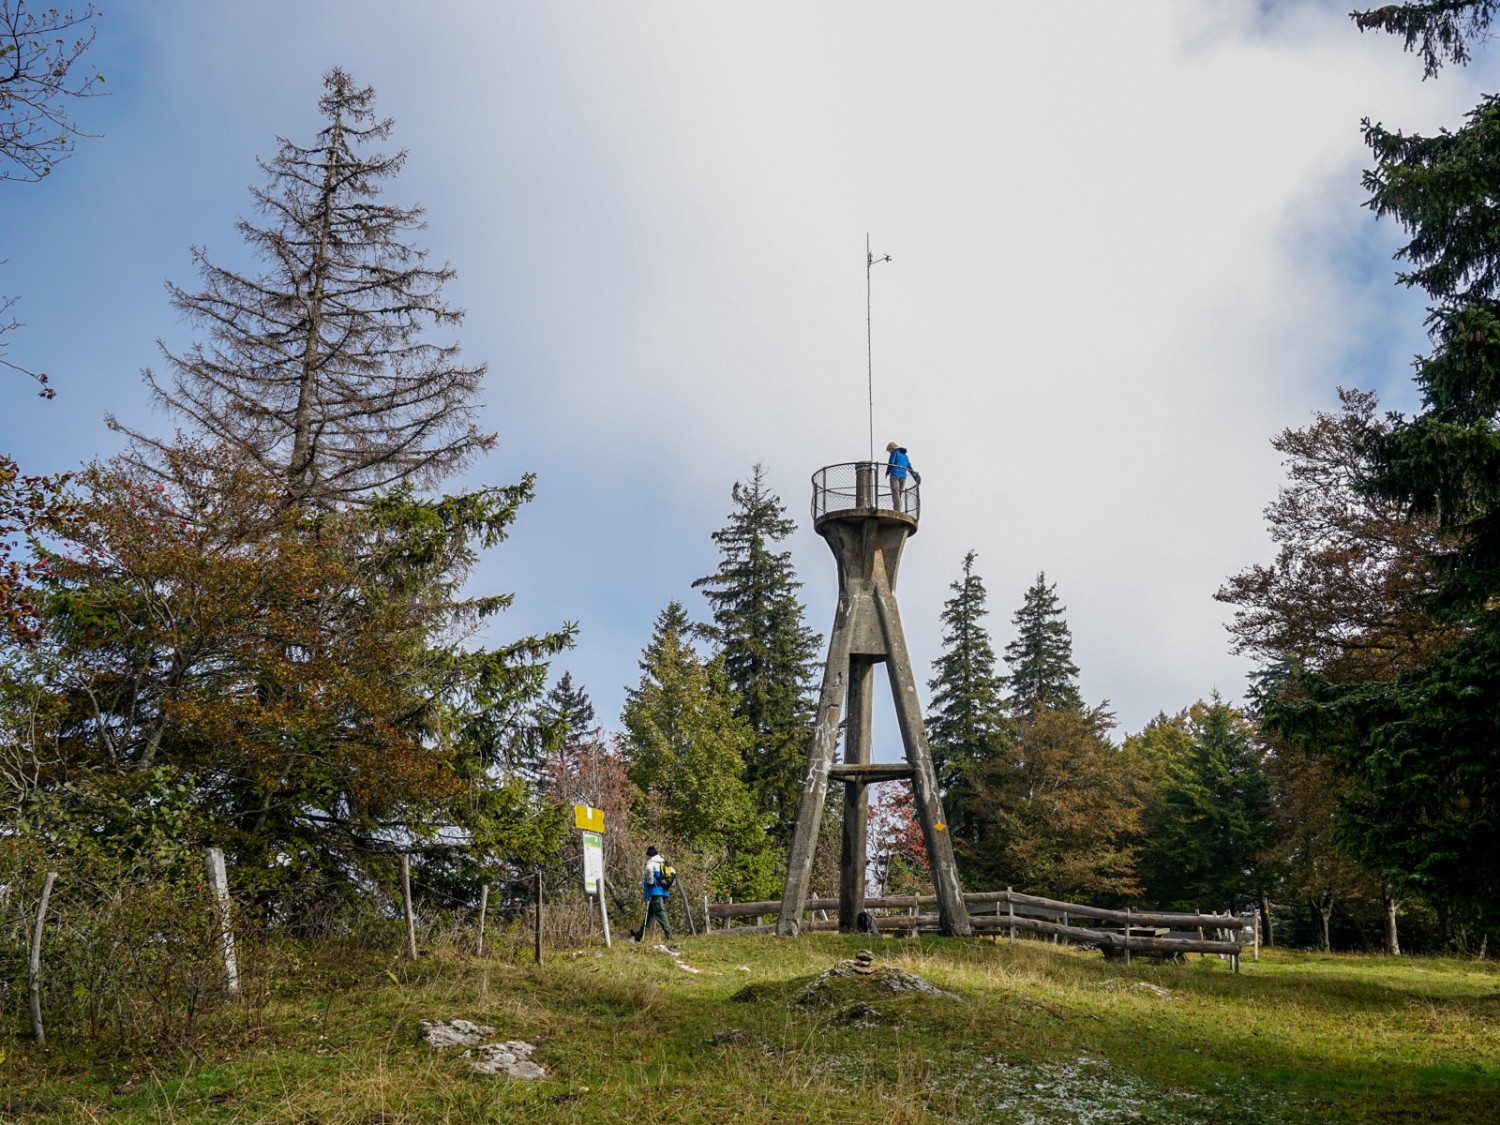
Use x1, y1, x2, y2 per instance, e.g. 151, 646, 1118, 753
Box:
811, 460, 920, 532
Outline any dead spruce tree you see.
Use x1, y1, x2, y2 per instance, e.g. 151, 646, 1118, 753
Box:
112, 67, 493, 507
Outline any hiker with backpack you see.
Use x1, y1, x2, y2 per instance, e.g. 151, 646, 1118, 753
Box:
633, 845, 675, 943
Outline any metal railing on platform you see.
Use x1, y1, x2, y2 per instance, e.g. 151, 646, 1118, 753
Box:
812, 461, 921, 524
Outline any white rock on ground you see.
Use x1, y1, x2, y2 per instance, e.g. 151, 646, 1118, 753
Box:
419, 1021, 546, 1080
418, 1018, 494, 1049
463, 1040, 546, 1079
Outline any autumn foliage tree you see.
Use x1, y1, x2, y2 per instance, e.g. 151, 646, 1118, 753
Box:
1218, 388, 1457, 682
962, 704, 1140, 902
0, 454, 70, 645
17, 446, 570, 906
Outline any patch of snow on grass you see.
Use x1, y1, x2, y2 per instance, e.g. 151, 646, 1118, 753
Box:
945, 1053, 1211, 1125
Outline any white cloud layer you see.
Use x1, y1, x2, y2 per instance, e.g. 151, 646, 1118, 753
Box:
4, 0, 1495, 738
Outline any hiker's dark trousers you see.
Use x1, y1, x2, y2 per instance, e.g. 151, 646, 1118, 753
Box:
637, 896, 672, 942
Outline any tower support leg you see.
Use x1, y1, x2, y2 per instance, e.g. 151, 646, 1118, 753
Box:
777, 595, 854, 936
873, 576, 972, 936
838, 657, 876, 932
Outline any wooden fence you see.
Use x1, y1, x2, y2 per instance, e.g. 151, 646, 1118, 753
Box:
705, 889, 1254, 970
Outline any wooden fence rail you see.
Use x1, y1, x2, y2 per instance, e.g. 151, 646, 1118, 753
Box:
707, 890, 1240, 931
715, 913, 1242, 955
705, 889, 1247, 969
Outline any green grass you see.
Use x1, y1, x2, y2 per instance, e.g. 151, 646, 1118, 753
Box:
4, 933, 1499, 1123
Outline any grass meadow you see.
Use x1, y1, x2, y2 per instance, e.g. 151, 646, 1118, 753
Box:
4, 931, 1498, 1123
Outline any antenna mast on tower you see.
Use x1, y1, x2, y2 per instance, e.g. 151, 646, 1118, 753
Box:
866, 233, 890, 463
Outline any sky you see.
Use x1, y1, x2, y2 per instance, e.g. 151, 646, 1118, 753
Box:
4, 1, 1498, 745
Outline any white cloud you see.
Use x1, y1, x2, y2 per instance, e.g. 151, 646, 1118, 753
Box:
5, 0, 1494, 737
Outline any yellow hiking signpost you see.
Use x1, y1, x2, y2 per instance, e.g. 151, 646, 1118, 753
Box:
573, 804, 604, 833
572, 805, 610, 946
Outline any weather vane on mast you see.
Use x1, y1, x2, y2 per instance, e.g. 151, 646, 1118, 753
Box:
866, 233, 891, 463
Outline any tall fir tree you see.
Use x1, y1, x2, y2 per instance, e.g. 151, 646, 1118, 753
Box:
926, 551, 1009, 841
111, 68, 493, 508
1268, 7, 1500, 932
541, 672, 596, 747
1003, 572, 1083, 713
620, 602, 775, 899
692, 465, 821, 844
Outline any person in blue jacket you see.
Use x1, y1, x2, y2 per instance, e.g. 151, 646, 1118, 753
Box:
886, 441, 913, 512
633, 845, 673, 943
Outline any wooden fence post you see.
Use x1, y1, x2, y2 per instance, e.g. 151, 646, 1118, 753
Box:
28, 871, 57, 1045
204, 847, 239, 994
678, 871, 697, 936
1123, 906, 1131, 967
476, 884, 489, 957
1008, 887, 1015, 945
534, 870, 544, 966
704, 894, 711, 933
401, 854, 417, 960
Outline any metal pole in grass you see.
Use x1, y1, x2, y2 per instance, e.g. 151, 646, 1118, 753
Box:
534, 870, 543, 966
477, 884, 489, 957
599, 873, 612, 949
28, 870, 57, 1045
401, 854, 418, 960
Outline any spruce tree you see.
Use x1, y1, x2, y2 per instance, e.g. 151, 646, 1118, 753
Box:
1003, 572, 1083, 713
620, 602, 775, 898
111, 68, 493, 508
926, 551, 1008, 840
540, 672, 596, 749
1352, 1, 1498, 76
1137, 697, 1269, 914
692, 465, 821, 844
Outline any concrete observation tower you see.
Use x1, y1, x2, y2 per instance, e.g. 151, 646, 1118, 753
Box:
777, 461, 972, 937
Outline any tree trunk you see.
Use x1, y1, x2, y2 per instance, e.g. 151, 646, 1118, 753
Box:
1316, 892, 1334, 952
288, 105, 343, 501
1383, 884, 1401, 956
1259, 891, 1274, 948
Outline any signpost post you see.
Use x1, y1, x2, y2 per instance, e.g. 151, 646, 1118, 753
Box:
574, 805, 611, 948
